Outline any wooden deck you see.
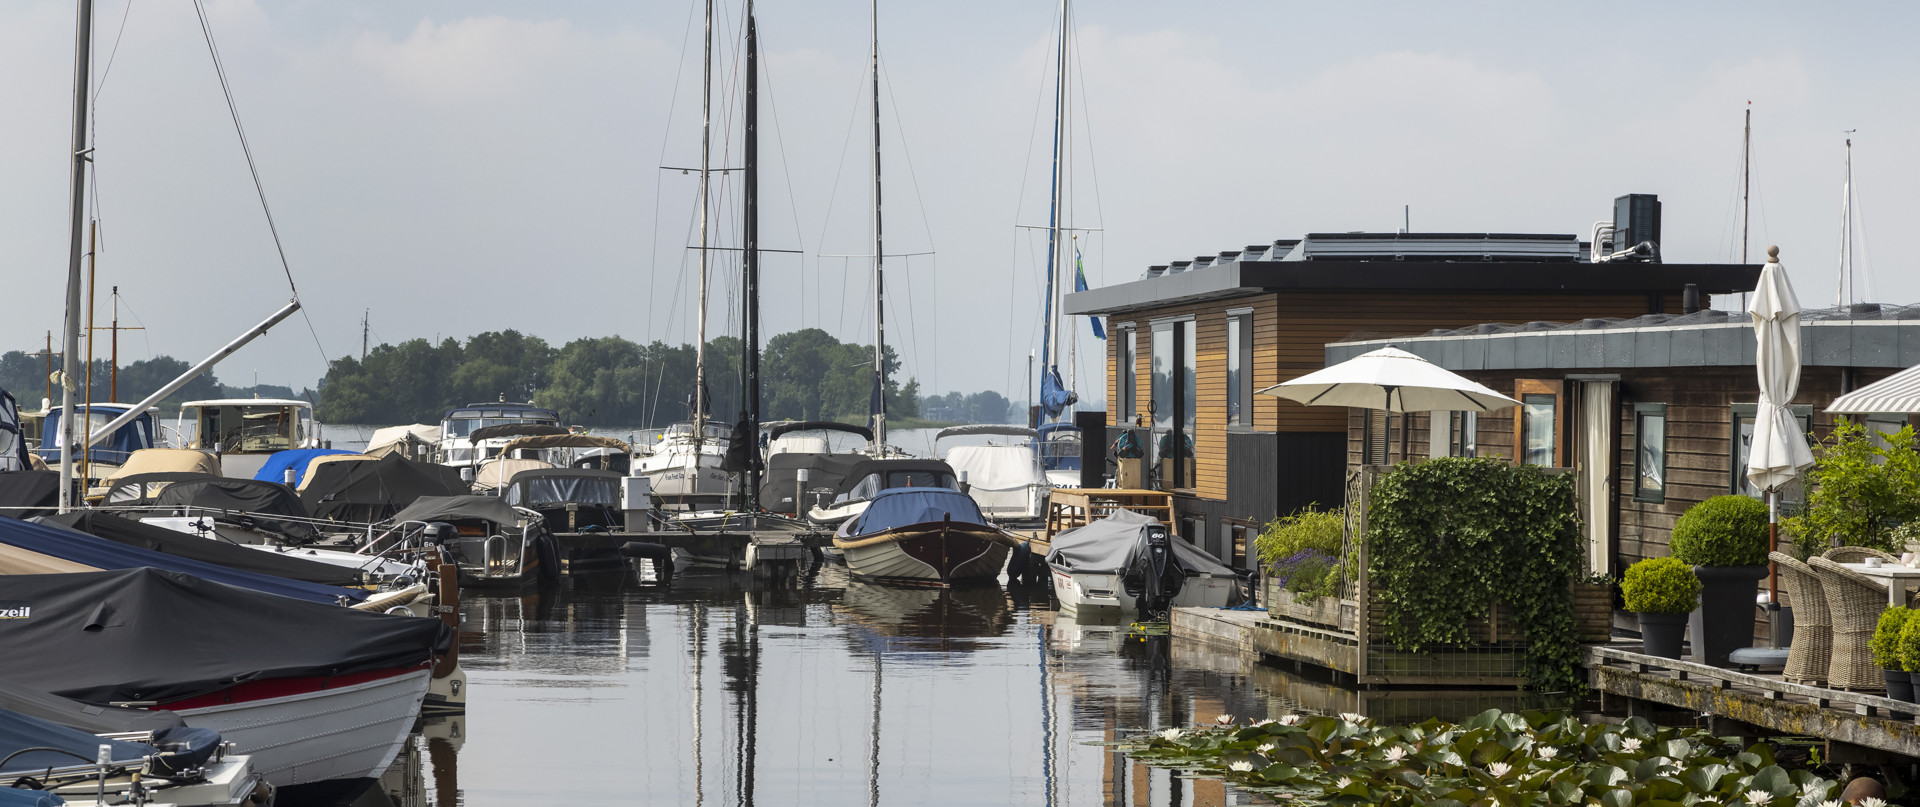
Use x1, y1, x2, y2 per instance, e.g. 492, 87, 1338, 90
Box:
1587, 645, 1920, 759
1171, 606, 1527, 688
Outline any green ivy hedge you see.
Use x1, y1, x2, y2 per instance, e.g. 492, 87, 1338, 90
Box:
1367, 457, 1585, 692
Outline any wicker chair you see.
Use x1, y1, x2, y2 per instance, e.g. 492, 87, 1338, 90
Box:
1807, 556, 1890, 691
1771, 552, 1831, 685
1824, 546, 1899, 564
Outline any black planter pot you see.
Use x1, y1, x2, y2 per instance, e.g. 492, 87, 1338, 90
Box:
1688, 564, 1768, 668
1888, 669, 1915, 702
1638, 612, 1689, 660
1907, 672, 1920, 704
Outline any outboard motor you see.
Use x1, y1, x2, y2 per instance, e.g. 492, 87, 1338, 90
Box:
1121, 524, 1184, 618
423, 521, 462, 563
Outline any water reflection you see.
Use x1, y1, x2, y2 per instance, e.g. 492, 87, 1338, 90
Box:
404, 566, 1557, 806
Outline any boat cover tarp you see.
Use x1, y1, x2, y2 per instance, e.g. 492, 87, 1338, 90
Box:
0, 515, 366, 605
835, 459, 959, 499
1039, 364, 1077, 418
0, 708, 158, 776
365, 424, 441, 457
102, 449, 221, 481
296, 454, 378, 490
0, 472, 60, 519
1045, 509, 1236, 577
500, 434, 629, 453
767, 420, 873, 442
933, 424, 1036, 442
943, 445, 1042, 493
504, 469, 622, 508
299, 453, 470, 523
0, 677, 183, 734
758, 452, 867, 514
40, 510, 365, 587
252, 448, 356, 487
102, 472, 222, 505
0, 543, 91, 575
0, 787, 63, 807
473, 458, 552, 491
151, 477, 319, 543
390, 495, 522, 527
847, 488, 987, 535
468, 423, 568, 444
0, 567, 445, 705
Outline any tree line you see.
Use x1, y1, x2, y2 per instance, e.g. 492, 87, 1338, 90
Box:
0, 351, 309, 413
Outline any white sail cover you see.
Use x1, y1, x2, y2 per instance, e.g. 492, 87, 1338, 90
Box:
945, 445, 1044, 512
1746, 251, 1815, 493
1045, 509, 1235, 577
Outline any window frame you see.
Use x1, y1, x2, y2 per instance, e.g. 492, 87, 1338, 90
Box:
1225, 309, 1254, 430
1119, 326, 1137, 421
1731, 402, 1814, 503
1148, 318, 1196, 489
1632, 402, 1667, 504
1513, 379, 1565, 466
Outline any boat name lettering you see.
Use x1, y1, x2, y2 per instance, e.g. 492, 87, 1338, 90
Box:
0, 603, 31, 619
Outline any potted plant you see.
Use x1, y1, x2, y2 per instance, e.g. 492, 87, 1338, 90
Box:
1872, 607, 1914, 700
1670, 495, 1771, 667
1899, 613, 1920, 700
1623, 557, 1700, 659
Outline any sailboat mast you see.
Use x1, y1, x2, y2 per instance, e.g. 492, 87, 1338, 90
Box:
1037, 0, 1068, 425
1837, 133, 1853, 306
693, 0, 714, 429
743, 0, 761, 506
1741, 105, 1750, 265
58, 0, 95, 514
869, 0, 887, 449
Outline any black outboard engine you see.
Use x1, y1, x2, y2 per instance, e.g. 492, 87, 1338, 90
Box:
423, 521, 461, 562
1121, 524, 1184, 618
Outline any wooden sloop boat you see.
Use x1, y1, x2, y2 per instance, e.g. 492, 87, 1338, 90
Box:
832, 487, 1020, 586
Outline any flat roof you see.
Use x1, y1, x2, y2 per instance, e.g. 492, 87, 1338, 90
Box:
180, 399, 311, 408
1325, 304, 1920, 371
1064, 260, 1761, 316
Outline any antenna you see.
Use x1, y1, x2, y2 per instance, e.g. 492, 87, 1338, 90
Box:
1403, 204, 1410, 234
360, 309, 369, 360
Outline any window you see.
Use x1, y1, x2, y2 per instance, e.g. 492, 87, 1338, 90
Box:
1181, 517, 1203, 546
1514, 379, 1564, 466
1633, 403, 1667, 503
1432, 410, 1478, 458
1226, 311, 1253, 427
1150, 318, 1197, 488
1222, 520, 1256, 568
1151, 324, 1173, 434
1732, 403, 1813, 501
1120, 328, 1137, 420
1865, 414, 1911, 451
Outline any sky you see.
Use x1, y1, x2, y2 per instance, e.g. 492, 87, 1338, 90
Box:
3, 1, 1917, 405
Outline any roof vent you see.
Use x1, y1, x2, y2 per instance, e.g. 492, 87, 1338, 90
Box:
1144, 265, 1168, 279
1191, 256, 1214, 270
1167, 260, 1192, 274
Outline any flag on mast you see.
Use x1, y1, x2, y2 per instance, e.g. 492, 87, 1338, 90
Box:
1074, 247, 1105, 340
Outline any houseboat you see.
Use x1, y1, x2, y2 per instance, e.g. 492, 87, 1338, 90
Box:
176, 398, 319, 480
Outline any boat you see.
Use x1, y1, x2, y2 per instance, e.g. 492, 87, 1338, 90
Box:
140, 475, 325, 545
250, 446, 356, 488
387, 494, 557, 589
364, 423, 440, 460
0, 567, 446, 801
634, 420, 736, 510
175, 398, 321, 480
934, 424, 1047, 523
1044, 509, 1240, 616
92, 447, 221, 501
1028, 0, 1099, 462
32, 402, 162, 488
1035, 421, 1084, 487
503, 467, 626, 533
40, 509, 375, 588
0, 707, 269, 807
830, 487, 1020, 585
758, 421, 874, 516
806, 457, 963, 526
298, 452, 470, 524
0, 388, 29, 472
436, 401, 562, 472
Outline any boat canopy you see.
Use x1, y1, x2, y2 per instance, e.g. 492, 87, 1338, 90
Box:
299, 453, 469, 523
365, 424, 441, 458
1045, 509, 1235, 577
468, 423, 570, 444
151, 477, 319, 543
833, 459, 960, 503
252, 448, 356, 487
296, 453, 378, 489
103, 448, 221, 480
0, 708, 162, 776
0, 471, 60, 519
42, 510, 366, 587
847, 487, 988, 535
933, 424, 1036, 443
500, 434, 630, 453
0, 677, 184, 734
766, 420, 874, 442
0, 516, 364, 604
758, 452, 868, 515
473, 457, 552, 491
1036, 422, 1082, 472
390, 494, 524, 528
0, 567, 445, 705
35, 404, 157, 467
503, 469, 623, 509
102, 471, 221, 505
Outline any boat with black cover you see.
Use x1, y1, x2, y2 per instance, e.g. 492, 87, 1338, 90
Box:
298, 452, 470, 524
830, 487, 1020, 586
0, 567, 447, 800
143, 476, 323, 545
0, 471, 60, 520
38, 510, 369, 587
502, 468, 625, 533
757, 421, 873, 517
386, 494, 557, 588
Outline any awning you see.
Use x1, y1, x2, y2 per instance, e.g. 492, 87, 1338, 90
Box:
1829, 362, 1920, 415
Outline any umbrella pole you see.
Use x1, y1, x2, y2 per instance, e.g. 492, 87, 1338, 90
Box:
1767, 489, 1782, 647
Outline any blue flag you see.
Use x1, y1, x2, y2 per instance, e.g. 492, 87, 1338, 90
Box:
1074, 248, 1105, 340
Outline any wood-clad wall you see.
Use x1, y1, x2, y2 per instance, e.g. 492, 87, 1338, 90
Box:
1106, 291, 1665, 503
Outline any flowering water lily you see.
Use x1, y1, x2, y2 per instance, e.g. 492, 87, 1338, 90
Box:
1488, 762, 1511, 778
1334, 776, 1353, 789
1818, 801, 1843, 807
1215, 714, 1233, 725
1620, 737, 1642, 752
1339, 712, 1366, 724
1383, 746, 1407, 762
1256, 742, 1276, 754
1253, 718, 1275, 727
1536, 746, 1558, 760
1228, 761, 1253, 772
1158, 728, 1183, 742
1861, 799, 1887, 807
1743, 790, 1771, 806
1276, 715, 1301, 726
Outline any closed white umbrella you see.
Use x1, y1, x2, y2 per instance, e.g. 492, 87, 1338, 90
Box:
1257, 345, 1520, 462
1745, 245, 1813, 627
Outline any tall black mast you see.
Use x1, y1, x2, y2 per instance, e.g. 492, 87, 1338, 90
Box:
742, 0, 763, 507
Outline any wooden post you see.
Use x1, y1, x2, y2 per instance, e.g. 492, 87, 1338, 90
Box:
432, 561, 461, 678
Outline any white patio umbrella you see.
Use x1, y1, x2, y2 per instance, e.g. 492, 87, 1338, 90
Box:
1745, 245, 1814, 620
1257, 345, 1520, 462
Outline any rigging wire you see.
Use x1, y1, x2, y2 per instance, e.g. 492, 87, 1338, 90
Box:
643, 0, 704, 425
876, 59, 934, 401
754, 29, 812, 329
815, 57, 874, 339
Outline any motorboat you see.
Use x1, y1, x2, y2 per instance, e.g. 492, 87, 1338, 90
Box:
251, 447, 356, 488
472, 456, 555, 493
387, 495, 557, 589
0, 707, 269, 807
91, 448, 220, 501
436, 401, 562, 472
805, 458, 963, 526
39, 510, 376, 588
364, 423, 440, 460
33, 402, 162, 488
1044, 509, 1239, 617
176, 398, 321, 480
298, 452, 470, 524
140, 476, 326, 546
934, 424, 1048, 523
633, 420, 736, 510
503, 468, 625, 533
1035, 422, 1085, 487
831, 487, 1020, 586
0, 567, 446, 801
757, 421, 874, 516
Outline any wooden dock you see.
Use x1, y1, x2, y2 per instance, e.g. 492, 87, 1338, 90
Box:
551, 527, 829, 575
1170, 606, 1528, 687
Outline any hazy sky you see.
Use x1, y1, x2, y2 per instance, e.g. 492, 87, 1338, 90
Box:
4, 1, 1916, 404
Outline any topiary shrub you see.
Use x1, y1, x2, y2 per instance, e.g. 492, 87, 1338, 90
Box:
1873, 607, 1913, 670
1670, 495, 1770, 567
1621, 557, 1700, 614
1899, 613, 1920, 673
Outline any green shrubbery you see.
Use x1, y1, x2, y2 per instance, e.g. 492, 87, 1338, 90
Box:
1621, 558, 1700, 614
1670, 495, 1770, 567
1872, 607, 1912, 670
1255, 507, 1348, 600
1899, 612, 1920, 674
1788, 417, 1920, 556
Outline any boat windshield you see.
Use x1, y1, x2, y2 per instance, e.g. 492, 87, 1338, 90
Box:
836, 469, 960, 503
506, 475, 621, 508
192, 405, 305, 453
663, 422, 734, 442
445, 416, 557, 439
37, 409, 156, 466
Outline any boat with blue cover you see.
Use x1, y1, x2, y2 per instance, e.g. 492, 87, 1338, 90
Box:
0, 707, 268, 807
831, 487, 1021, 586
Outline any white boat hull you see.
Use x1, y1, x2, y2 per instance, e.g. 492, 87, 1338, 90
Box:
837, 525, 1012, 585
1049, 564, 1236, 615
171, 667, 430, 796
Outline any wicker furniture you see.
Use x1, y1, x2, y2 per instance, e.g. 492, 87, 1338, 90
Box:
1807, 556, 1891, 691
1771, 552, 1830, 686
1824, 546, 1898, 564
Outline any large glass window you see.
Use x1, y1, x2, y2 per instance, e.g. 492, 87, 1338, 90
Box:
1121, 328, 1137, 420
1150, 319, 1195, 488
1227, 317, 1243, 427
1151, 325, 1173, 433
1633, 403, 1667, 503
1179, 320, 1196, 436
1434, 410, 1477, 458
1521, 394, 1557, 466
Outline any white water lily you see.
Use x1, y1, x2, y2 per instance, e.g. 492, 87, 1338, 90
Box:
1276, 715, 1301, 726
1383, 746, 1407, 762
1158, 728, 1183, 742
1334, 776, 1353, 789
1256, 742, 1276, 754
1817, 801, 1842, 807
1620, 737, 1642, 752
1339, 712, 1366, 724
1861, 799, 1887, 807
1216, 714, 1234, 725
1228, 760, 1254, 772
1253, 718, 1276, 727
1535, 746, 1558, 760
1743, 790, 1771, 806
1488, 762, 1512, 778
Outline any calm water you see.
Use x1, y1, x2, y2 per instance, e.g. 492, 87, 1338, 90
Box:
352, 565, 1559, 807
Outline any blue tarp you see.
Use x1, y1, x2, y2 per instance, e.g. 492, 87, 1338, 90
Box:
0, 516, 365, 605
848, 488, 987, 535
0, 788, 62, 807
1039, 365, 1077, 419
0, 707, 153, 777
253, 448, 356, 487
